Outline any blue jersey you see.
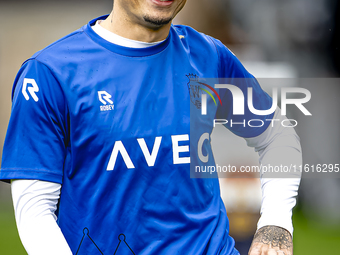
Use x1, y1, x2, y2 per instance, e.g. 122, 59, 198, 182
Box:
0, 15, 273, 255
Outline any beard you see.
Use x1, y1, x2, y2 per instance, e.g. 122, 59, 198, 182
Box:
143, 15, 172, 26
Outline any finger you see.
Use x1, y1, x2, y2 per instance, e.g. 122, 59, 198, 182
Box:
280, 249, 292, 255
268, 248, 278, 255
248, 244, 262, 255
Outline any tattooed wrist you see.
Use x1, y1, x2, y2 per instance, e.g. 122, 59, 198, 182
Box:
252, 226, 292, 250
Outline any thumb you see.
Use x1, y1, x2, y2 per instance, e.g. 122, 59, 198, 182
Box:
248, 244, 262, 255
268, 248, 278, 255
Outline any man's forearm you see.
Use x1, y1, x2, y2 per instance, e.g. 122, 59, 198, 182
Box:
245, 109, 302, 235
11, 180, 72, 255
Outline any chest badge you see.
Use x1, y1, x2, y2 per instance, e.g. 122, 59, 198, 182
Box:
98, 91, 114, 111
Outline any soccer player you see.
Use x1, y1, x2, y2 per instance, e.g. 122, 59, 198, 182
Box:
0, 0, 301, 254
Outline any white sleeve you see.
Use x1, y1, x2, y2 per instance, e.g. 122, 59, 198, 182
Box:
245, 109, 302, 236
11, 179, 73, 255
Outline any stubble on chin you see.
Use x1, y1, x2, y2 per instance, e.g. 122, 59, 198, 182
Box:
143, 15, 173, 26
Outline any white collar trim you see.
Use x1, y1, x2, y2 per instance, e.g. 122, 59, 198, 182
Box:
91, 20, 164, 48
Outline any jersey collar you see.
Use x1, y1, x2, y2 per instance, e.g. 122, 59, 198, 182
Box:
84, 15, 171, 57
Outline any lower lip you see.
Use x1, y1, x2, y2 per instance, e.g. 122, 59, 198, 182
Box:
150, 0, 174, 6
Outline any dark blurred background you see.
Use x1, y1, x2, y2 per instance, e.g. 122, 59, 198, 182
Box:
1, 0, 340, 254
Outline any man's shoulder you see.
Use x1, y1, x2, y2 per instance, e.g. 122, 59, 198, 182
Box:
171, 24, 235, 59
27, 25, 90, 67
172, 24, 216, 45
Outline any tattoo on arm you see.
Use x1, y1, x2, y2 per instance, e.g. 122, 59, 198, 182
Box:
252, 226, 292, 250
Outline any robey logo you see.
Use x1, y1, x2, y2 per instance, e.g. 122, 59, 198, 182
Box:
22, 78, 39, 102
98, 91, 114, 111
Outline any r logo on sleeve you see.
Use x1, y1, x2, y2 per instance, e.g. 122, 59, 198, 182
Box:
22, 78, 39, 102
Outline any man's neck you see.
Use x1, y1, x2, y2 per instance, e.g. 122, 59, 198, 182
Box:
100, 11, 171, 43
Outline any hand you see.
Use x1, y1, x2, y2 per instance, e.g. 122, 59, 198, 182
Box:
248, 226, 293, 255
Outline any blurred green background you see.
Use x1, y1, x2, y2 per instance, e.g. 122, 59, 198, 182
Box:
1, 0, 340, 254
